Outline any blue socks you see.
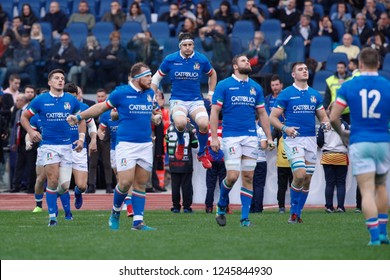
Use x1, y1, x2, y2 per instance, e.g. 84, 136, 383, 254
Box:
378, 213, 388, 236
366, 217, 380, 243
74, 186, 83, 196
297, 189, 309, 217
132, 190, 146, 227
197, 130, 208, 155
290, 183, 302, 215
59, 191, 71, 215
124, 194, 132, 206
46, 188, 58, 219
112, 185, 127, 212
218, 179, 232, 207
240, 187, 253, 221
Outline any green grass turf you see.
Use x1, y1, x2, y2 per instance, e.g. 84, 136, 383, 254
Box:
0, 209, 389, 260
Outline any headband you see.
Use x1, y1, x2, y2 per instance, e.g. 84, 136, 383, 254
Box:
179, 39, 194, 48
132, 70, 151, 79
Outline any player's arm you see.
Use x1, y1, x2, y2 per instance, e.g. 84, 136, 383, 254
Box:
86, 118, 97, 154
67, 102, 110, 126
207, 69, 217, 101
21, 110, 41, 143
329, 102, 349, 145
316, 106, 331, 130
257, 107, 275, 150
74, 119, 86, 152
210, 104, 221, 152
151, 70, 165, 94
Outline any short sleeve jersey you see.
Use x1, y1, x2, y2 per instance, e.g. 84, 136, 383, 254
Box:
212, 75, 265, 137
100, 110, 119, 150
27, 92, 80, 145
158, 51, 213, 101
106, 84, 154, 143
273, 85, 324, 137
336, 73, 390, 144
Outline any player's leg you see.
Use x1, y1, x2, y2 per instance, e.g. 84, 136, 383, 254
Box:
191, 105, 211, 169
170, 100, 188, 160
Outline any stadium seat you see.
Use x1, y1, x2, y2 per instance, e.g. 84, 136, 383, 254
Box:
231, 20, 255, 50
332, 19, 346, 43
313, 4, 324, 18
312, 70, 333, 93
156, 5, 170, 19
378, 70, 390, 80
141, 4, 152, 24
120, 21, 143, 45
351, 35, 362, 49
325, 53, 349, 72
309, 36, 333, 63
149, 22, 170, 46
91, 22, 115, 48
1, 1, 17, 18
382, 53, 390, 72
40, 21, 53, 51
162, 37, 178, 58
260, 19, 282, 47
230, 36, 242, 57
284, 36, 305, 63
64, 22, 89, 49
258, 4, 269, 19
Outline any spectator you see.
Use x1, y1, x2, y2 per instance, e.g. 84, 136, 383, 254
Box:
30, 23, 45, 53
366, 31, 390, 68
241, 0, 265, 30
333, 33, 360, 60
158, 3, 181, 37
302, 0, 320, 25
362, 0, 381, 22
3, 73, 21, 104
20, 3, 39, 34
126, 2, 147, 32
245, 31, 270, 74
0, 4, 8, 33
45, 32, 79, 73
350, 13, 373, 46
41, 1, 68, 40
274, 0, 301, 33
213, 0, 238, 35
348, 58, 360, 76
0, 90, 11, 185
330, 1, 352, 33
179, 3, 196, 21
292, 14, 317, 57
101, 0, 126, 30
374, 12, 390, 41
195, 2, 211, 30
199, 23, 232, 81
5, 32, 40, 86
318, 15, 339, 43
97, 31, 129, 88
179, 17, 198, 37
3, 16, 25, 46
318, 102, 349, 213
0, 35, 12, 87
324, 61, 352, 123
67, 0, 96, 31
67, 35, 102, 91
166, 120, 198, 213
127, 31, 161, 73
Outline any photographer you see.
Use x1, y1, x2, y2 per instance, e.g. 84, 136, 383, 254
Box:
199, 22, 231, 81
241, 0, 265, 30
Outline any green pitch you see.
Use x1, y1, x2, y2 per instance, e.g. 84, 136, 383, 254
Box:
0, 210, 389, 260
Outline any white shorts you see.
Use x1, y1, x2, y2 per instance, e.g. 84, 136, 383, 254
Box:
169, 100, 205, 116
222, 136, 258, 170
72, 148, 88, 172
115, 142, 153, 172
36, 147, 44, 167
349, 142, 390, 176
284, 136, 317, 164
40, 144, 72, 167
110, 149, 116, 169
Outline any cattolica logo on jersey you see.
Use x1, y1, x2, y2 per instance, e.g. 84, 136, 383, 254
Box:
249, 87, 256, 96
64, 102, 71, 110
193, 62, 200, 70
310, 95, 317, 103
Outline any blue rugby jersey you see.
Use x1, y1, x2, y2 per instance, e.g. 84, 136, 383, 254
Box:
158, 51, 213, 101
106, 84, 154, 143
100, 110, 119, 150
212, 75, 265, 137
273, 84, 324, 137
27, 92, 80, 145
336, 73, 390, 144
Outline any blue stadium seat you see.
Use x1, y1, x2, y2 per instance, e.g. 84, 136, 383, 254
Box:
156, 5, 170, 19
153, 0, 169, 14
284, 36, 305, 63
1, 1, 17, 18
40, 21, 53, 50
314, 4, 324, 18
258, 4, 269, 19
378, 70, 390, 81
382, 53, 390, 72
148, 22, 170, 46
260, 19, 282, 47
312, 70, 333, 93
230, 36, 242, 57
309, 36, 333, 63
332, 19, 345, 43
352, 35, 362, 49
64, 22, 89, 49
162, 37, 178, 58
231, 20, 255, 50
325, 53, 349, 72
92, 22, 115, 48
120, 21, 143, 45
141, 4, 151, 25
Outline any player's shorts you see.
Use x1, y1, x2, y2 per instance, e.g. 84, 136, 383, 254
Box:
72, 148, 88, 172
283, 136, 317, 164
110, 149, 116, 169
115, 141, 153, 172
222, 136, 258, 170
169, 100, 205, 115
40, 144, 72, 167
36, 146, 44, 167
349, 142, 390, 176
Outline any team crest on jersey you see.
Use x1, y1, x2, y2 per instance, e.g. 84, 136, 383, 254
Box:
46, 152, 53, 161
121, 158, 127, 166
147, 94, 153, 103
249, 87, 256, 96
292, 147, 299, 154
310, 96, 317, 103
193, 62, 200, 70
64, 102, 71, 110
229, 147, 235, 155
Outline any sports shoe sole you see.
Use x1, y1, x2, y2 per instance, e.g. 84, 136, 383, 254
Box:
216, 215, 226, 226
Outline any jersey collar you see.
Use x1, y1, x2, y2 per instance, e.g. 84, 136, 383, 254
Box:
292, 83, 308, 91
232, 74, 249, 83
49, 91, 64, 98
360, 72, 378, 76
179, 51, 195, 59
129, 81, 142, 93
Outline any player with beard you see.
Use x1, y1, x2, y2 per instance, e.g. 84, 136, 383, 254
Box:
269, 62, 330, 224
67, 62, 161, 231
151, 32, 217, 170
210, 54, 274, 227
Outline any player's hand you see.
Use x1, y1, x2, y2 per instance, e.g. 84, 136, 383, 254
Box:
67, 115, 78, 126
340, 130, 350, 146
267, 139, 276, 151
89, 138, 97, 155
29, 130, 42, 143
321, 122, 331, 132
73, 139, 84, 152
25, 141, 33, 151
97, 129, 105, 140
152, 109, 162, 125
285, 126, 300, 138
210, 137, 220, 152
